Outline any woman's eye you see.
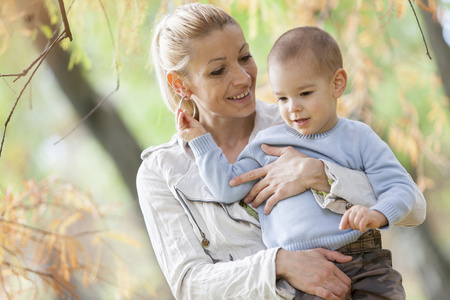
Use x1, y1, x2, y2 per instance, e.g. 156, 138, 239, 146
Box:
240, 54, 252, 62
211, 68, 224, 76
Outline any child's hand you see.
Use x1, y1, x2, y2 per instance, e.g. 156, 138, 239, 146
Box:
176, 109, 207, 142
339, 205, 388, 233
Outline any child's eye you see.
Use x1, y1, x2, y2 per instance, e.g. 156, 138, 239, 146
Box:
300, 91, 312, 96
211, 67, 225, 76
277, 97, 288, 102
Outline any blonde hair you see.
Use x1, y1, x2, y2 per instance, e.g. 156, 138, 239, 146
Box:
268, 26, 343, 79
151, 3, 238, 115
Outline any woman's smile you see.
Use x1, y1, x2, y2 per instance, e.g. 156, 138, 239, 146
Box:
227, 87, 251, 101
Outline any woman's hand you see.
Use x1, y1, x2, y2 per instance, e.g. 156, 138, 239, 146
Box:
276, 248, 352, 300
339, 205, 388, 233
176, 109, 207, 142
229, 144, 330, 214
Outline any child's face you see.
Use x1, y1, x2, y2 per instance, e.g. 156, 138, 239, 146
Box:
269, 58, 340, 135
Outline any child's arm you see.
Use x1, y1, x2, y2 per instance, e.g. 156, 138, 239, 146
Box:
176, 109, 207, 142
176, 109, 262, 203
189, 133, 262, 203
339, 205, 388, 233
359, 129, 422, 229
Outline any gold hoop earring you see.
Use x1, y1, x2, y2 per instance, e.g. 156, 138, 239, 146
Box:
178, 96, 197, 117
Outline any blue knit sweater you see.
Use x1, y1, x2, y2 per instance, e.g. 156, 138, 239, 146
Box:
189, 118, 416, 251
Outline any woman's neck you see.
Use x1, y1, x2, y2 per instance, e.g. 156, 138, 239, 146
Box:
201, 112, 256, 163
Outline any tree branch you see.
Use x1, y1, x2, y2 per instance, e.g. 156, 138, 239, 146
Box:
408, 0, 432, 59
0, 0, 74, 157
55, 0, 120, 145
58, 0, 72, 41
0, 33, 67, 157
2, 261, 80, 300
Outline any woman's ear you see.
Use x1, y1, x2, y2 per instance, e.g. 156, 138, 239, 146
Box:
167, 72, 192, 98
332, 68, 347, 98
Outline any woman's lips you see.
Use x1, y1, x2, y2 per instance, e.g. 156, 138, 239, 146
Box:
227, 87, 250, 100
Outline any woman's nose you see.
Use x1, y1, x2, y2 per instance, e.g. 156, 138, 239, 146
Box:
232, 65, 251, 86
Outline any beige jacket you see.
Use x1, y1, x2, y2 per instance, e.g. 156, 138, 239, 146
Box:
136, 100, 425, 300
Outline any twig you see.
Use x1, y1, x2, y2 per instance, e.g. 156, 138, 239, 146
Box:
53, 86, 119, 145
0, 0, 74, 157
1, 214, 68, 238
57, 0, 72, 41
54, 0, 120, 145
0, 33, 67, 157
0, 47, 49, 82
408, 0, 432, 59
2, 261, 81, 300
46, 0, 76, 49
0, 73, 17, 94
378, 0, 395, 29
1, 216, 108, 243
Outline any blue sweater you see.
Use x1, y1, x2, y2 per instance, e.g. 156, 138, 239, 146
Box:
189, 118, 416, 251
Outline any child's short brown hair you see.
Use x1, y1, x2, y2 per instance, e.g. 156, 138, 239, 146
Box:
268, 26, 343, 79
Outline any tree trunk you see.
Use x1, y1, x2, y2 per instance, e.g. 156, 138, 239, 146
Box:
415, 4, 450, 298
23, 1, 143, 200
420, 0, 450, 104
17, 2, 165, 299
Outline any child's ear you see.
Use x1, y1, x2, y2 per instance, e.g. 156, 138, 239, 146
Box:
167, 71, 192, 98
332, 68, 347, 98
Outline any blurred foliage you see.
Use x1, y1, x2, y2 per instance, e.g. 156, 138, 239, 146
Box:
0, 176, 153, 299
1, 0, 450, 299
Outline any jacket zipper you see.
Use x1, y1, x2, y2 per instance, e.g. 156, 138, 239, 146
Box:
174, 187, 210, 248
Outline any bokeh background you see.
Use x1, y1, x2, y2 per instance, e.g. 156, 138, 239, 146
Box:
1, 0, 450, 299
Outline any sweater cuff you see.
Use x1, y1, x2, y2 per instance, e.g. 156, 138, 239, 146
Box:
371, 201, 403, 230
189, 133, 216, 157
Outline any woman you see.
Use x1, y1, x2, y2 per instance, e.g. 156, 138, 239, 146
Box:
137, 3, 425, 299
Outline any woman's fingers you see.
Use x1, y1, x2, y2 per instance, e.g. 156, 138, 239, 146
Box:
263, 194, 279, 214
176, 109, 184, 130
230, 145, 316, 209
246, 179, 270, 205
261, 144, 308, 158
229, 165, 268, 187
276, 248, 351, 300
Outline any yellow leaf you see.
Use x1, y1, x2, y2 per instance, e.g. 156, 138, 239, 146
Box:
395, 0, 406, 18
100, 231, 143, 248
63, 268, 70, 282
39, 25, 53, 39
58, 212, 83, 234
67, 238, 80, 268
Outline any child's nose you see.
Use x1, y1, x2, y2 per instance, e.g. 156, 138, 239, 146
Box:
289, 100, 302, 112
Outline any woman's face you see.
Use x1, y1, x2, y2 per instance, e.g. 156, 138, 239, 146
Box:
185, 24, 257, 122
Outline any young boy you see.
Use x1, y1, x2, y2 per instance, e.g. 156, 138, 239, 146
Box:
177, 26, 420, 299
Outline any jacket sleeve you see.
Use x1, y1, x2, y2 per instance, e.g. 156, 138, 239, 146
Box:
321, 160, 425, 227
189, 133, 262, 203
136, 158, 293, 300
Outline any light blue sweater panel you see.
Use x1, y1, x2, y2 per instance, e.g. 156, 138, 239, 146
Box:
189, 118, 416, 251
